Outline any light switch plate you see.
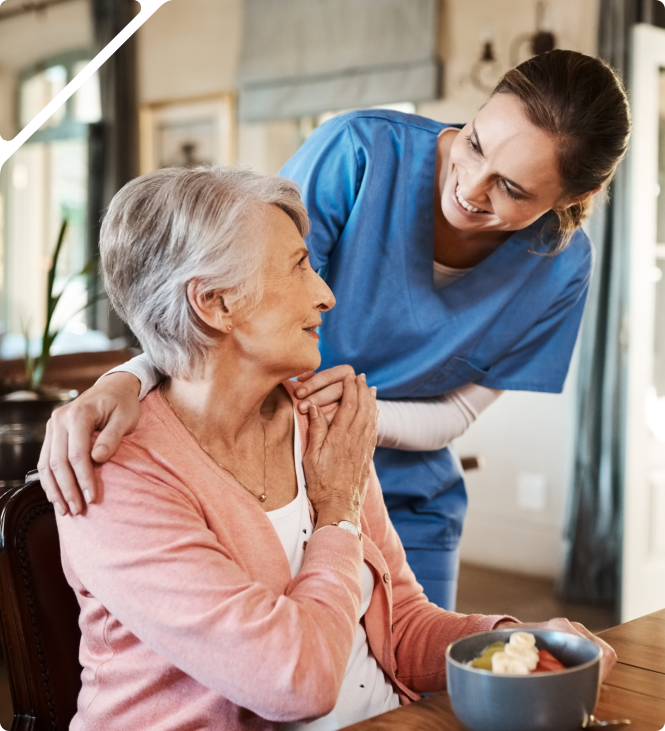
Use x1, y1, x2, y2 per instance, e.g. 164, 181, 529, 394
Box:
517, 473, 548, 512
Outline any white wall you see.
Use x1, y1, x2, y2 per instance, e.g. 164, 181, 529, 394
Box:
456, 355, 580, 578
421, 0, 600, 124
137, 0, 242, 104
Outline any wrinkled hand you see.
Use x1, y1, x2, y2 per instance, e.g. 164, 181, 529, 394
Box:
495, 617, 617, 682
38, 372, 142, 516
303, 373, 378, 529
296, 365, 375, 425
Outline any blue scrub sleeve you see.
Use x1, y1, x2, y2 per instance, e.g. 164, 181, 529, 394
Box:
279, 117, 363, 271
478, 245, 594, 394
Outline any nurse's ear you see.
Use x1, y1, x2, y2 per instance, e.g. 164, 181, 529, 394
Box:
555, 185, 602, 212
186, 280, 235, 334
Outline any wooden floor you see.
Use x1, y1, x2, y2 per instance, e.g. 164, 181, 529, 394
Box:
456, 561, 617, 633
0, 562, 616, 728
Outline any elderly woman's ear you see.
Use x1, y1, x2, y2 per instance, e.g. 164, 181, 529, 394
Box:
186, 281, 235, 334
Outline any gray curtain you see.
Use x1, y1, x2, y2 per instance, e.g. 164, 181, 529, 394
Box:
559, 0, 640, 607
237, 0, 441, 122
90, 0, 139, 338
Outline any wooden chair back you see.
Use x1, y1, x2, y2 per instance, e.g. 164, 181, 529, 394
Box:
0, 475, 81, 730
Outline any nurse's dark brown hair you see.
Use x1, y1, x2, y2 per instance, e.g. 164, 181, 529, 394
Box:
492, 49, 631, 252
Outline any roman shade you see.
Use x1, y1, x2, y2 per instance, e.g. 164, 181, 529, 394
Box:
237, 0, 441, 122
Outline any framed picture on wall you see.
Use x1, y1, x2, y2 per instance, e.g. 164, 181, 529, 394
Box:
139, 93, 236, 174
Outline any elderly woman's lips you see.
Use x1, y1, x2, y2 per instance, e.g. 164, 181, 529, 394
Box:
303, 325, 320, 338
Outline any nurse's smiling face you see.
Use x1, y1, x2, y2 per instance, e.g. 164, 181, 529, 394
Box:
441, 93, 577, 234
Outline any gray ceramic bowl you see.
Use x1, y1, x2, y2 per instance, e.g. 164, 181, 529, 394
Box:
446, 629, 601, 731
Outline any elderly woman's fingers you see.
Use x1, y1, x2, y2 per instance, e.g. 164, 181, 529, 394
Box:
524, 617, 618, 683
294, 365, 355, 400
38, 420, 69, 516
363, 389, 379, 449
305, 404, 328, 454
356, 379, 378, 475
349, 374, 372, 433
570, 620, 617, 681
317, 402, 340, 425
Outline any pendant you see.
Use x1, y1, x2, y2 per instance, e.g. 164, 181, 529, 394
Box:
259, 494, 267, 502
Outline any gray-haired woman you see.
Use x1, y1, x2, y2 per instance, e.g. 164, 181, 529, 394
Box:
50, 166, 613, 730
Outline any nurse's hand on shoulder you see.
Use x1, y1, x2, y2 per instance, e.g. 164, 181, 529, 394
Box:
38, 372, 142, 517
494, 617, 617, 682
304, 373, 378, 529
296, 365, 377, 424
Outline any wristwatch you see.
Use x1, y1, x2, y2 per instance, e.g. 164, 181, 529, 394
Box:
332, 520, 362, 540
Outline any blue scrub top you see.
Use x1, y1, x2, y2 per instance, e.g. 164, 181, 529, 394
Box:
280, 110, 593, 551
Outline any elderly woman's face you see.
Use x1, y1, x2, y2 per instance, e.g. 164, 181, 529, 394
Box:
233, 205, 335, 377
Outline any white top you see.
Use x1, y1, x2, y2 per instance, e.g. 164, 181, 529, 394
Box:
375, 382, 502, 452
433, 259, 473, 290
270, 414, 400, 730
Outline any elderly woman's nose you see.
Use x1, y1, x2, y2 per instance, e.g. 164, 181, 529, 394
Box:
315, 275, 336, 311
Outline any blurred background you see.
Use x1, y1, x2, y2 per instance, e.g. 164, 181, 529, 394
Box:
0, 4, 664, 712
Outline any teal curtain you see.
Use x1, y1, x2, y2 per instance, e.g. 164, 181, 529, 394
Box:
559, 0, 637, 606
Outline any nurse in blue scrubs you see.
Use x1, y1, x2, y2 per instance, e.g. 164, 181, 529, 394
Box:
276, 50, 631, 607
38, 50, 631, 610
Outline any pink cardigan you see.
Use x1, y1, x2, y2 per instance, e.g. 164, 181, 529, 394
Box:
57, 382, 512, 730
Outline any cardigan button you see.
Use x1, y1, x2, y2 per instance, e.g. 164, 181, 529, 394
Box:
302, 541, 308, 550
383, 573, 390, 583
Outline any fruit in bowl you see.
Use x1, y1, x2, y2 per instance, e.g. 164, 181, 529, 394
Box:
470, 631, 566, 674
446, 628, 602, 731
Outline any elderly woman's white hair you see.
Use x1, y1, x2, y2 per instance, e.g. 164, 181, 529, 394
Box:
100, 165, 310, 378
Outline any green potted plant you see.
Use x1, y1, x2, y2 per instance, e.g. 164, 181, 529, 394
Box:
0, 219, 98, 489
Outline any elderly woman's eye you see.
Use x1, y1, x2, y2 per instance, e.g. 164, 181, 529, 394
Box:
297, 255, 308, 268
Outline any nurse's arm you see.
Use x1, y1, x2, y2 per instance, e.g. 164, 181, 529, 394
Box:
375, 384, 502, 451
38, 353, 161, 515
296, 369, 501, 451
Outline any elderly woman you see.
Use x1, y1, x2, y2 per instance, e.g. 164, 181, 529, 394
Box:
56, 165, 614, 731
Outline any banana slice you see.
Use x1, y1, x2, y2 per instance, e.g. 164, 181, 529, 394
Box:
491, 652, 531, 675
504, 642, 539, 670
470, 641, 506, 670
508, 631, 537, 650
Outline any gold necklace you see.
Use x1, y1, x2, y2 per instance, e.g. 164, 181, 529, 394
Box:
160, 384, 268, 502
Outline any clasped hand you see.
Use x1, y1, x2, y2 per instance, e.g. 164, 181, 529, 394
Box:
303, 373, 378, 530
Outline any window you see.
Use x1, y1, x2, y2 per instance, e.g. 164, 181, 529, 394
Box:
1, 51, 103, 357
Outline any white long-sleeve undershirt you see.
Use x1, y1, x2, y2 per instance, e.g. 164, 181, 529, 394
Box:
103, 354, 502, 452
375, 383, 502, 451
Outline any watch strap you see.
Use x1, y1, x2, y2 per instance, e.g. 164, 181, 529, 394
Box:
332, 520, 362, 539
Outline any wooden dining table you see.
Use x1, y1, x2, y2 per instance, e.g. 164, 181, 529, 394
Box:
342, 608, 665, 731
